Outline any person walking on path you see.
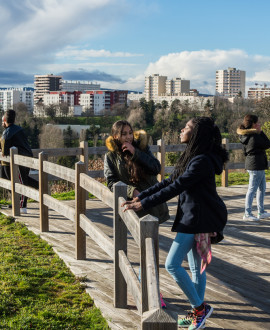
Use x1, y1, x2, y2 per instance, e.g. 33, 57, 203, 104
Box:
104, 120, 169, 308
1, 109, 38, 214
122, 117, 228, 330
237, 114, 270, 221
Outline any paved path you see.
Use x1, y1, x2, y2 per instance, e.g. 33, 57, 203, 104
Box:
1, 184, 270, 329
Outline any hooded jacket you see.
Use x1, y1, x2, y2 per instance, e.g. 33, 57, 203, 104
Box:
138, 152, 227, 234
237, 128, 270, 170
1, 124, 33, 165
104, 130, 169, 223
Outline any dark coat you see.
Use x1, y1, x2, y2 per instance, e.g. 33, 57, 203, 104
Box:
237, 128, 270, 170
104, 130, 169, 223
1, 124, 33, 165
139, 153, 227, 234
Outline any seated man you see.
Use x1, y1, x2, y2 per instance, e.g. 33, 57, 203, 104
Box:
1, 109, 38, 214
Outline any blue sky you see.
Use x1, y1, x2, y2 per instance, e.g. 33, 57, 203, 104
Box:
1, 0, 270, 94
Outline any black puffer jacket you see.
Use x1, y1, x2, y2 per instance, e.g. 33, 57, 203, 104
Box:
237, 128, 270, 170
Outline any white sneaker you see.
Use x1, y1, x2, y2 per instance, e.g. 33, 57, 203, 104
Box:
243, 214, 259, 221
258, 212, 270, 219
20, 208, 27, 214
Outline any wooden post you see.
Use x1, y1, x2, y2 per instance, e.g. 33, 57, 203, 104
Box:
113, 181, 127, 308
140, 214, 159, 313
157, 139, 165, 182
222, 138, 229, 187
80, 141, 89, 200
39, 152, 49, 232
10, 147, 20, 216
75, 161, 86, 260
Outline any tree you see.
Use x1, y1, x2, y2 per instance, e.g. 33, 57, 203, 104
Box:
45, 104, 56, 119
59, 102, 69, 117
13, 102, 30, 125
39, 125, 64, 149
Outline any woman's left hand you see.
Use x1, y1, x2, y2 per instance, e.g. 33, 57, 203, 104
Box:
122, 201, 142, 212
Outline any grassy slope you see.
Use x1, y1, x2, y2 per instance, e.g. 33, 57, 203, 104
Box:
0, 215, 108, 329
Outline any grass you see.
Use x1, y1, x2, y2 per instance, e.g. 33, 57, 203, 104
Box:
51, 191, 96, 201
216, 169, 270, 186
0, 214, 109, 329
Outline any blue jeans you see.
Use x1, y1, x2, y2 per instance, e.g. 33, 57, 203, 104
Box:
165, 232, 206, 308
245, 170, 266, 215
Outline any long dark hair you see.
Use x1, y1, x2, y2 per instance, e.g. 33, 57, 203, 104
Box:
239, 114, 258, 129
111, 120, 145, 183
172, 117, 228, 180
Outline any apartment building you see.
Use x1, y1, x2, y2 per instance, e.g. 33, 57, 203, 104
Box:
216, 67, 246, 98
62, 80, 100, 92
144, 74, 191, 101
144, 74, 167, 101
34, 74, 62, 103
248, 84, 270, 100
0, 87, 34, 112
166, 77, 190, 95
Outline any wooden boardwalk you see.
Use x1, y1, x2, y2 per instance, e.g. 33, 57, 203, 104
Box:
1, 184, 270, 329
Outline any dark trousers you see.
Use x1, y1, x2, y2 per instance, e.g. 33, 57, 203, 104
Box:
2, 165, 39, 208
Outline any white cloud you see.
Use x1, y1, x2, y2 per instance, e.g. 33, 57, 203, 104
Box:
0, 0, 126, 70
142, 49, 270, 94
55, 47, 143, 60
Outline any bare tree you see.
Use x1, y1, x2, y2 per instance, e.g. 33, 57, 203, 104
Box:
13, 102, 31, 125
39, 125, 64, 149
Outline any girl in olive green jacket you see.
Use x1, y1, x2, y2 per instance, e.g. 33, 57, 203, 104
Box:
104, 120, 169, 223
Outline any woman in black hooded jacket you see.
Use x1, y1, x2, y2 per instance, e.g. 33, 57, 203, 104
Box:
237, 114, 270, 221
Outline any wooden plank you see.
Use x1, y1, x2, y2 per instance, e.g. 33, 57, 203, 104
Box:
43, 161, 75, 183
10, 147, 20, 216
149, 145, 159, 153
75, 162, 86, 260
118, 197, 140, 246
80, 214, 114, 259
14, 154, 39, 170
80, 173, 114, 208
141, 309, 177, 330
32, 147, 82, 157
165, 144, 186, 152
165, 166, 174, 174
0, 178, 12, 190
0, 155, 10, 163
88, 146, 107, 155
39, 152, 49, 232
43, 194, 75, 222
145, 237, 160, 311
113, 182, 128, 309
15, 183, 39, 202
139, 215, 159, 313
118, 250, 142, 314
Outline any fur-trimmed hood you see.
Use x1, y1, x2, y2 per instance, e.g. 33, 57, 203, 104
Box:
236, 128, 259, 136
105, 129, 148, 152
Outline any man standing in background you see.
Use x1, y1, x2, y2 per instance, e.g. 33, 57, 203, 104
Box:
1, 109, 38, 214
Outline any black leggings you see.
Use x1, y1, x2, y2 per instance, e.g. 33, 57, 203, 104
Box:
2, 165, 39, 208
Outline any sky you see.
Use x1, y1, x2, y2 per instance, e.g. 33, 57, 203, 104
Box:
1, 0, 270, 95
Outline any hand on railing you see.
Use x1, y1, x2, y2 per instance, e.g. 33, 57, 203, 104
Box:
121, 200, 143, 212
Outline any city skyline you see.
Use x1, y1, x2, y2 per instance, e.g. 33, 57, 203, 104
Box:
1, 0, 270, 95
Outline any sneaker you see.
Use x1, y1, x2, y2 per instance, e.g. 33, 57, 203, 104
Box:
20, 207, 27, 214
258, 211, 270, 219
188, 303, 213, 330
243, 214, 259, 221
178, 311, 205, 328
160, 293, 166, 309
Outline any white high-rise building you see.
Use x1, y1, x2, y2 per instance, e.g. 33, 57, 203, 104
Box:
248, 84, 270, 100
144, 74, 167, 101
216, 67, 246, 98
0, 88, 34, 112
166, 78, 190, 95
144, 74, 191, 101
34, 74, 62, 103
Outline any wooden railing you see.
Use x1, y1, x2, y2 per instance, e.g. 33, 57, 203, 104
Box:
0, 145, 178, 329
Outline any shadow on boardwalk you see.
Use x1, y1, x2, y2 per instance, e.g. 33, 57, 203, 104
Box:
1, 184, 270, 329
